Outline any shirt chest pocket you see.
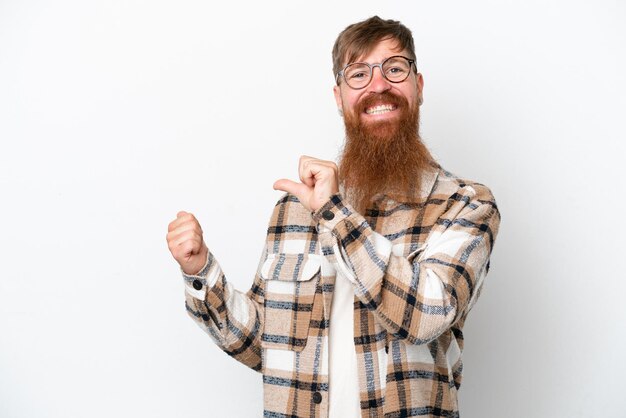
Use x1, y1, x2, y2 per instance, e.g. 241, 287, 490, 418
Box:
260, 253, 321, 351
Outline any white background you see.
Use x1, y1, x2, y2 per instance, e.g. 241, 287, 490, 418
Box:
1, 1, 625, 417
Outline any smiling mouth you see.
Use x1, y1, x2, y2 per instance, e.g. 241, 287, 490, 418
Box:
364, 104, 397, 115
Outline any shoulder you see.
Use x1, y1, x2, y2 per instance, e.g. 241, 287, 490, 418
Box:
431, 166, 498, 209
427, 166, 501, 235
425, 166, 501, 246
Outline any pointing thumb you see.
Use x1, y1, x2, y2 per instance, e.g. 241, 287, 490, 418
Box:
273, 179, 310, 200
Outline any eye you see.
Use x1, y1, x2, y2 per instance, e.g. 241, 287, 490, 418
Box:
349, 71, 368, 79
344, 63, 370, 82
387, 66, 407, 75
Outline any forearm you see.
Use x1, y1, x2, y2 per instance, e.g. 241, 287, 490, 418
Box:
183, 251, 264, 371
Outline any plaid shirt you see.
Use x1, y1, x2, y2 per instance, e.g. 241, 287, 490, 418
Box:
183, 164, 500, 418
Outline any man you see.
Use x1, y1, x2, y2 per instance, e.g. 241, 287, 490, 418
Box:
167, 16, 500, 418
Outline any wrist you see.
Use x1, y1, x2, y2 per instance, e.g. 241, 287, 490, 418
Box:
182, 247, 209, 276
311, 193, 343, 222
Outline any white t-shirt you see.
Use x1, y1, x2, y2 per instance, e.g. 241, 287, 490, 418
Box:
328, 271, 361, 417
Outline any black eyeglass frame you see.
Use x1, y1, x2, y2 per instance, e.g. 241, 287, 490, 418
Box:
335, 55, 418, 89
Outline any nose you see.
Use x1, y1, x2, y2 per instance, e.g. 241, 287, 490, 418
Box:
368, 66, 391, 93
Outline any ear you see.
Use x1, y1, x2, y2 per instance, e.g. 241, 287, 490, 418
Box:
333, 85, 343, 111
416, 73, 424, 103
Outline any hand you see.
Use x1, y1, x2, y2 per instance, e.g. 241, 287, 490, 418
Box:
166, 211, 209, 275
273, 155, 339, 212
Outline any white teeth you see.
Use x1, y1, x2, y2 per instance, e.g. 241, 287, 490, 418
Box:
365, 104, 396, 115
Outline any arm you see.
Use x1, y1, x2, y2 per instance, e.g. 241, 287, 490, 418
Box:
312, 184, 500, 345
167, 212, 266, 372
182, 249, 266, 371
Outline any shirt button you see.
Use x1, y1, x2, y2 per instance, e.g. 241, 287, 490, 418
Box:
312, 391, 322, 404
322, 210, 334, 221
192, 279, 203, 290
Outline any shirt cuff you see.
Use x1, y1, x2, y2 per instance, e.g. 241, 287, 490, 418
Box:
311, 194, 352, 231
181, 252, 220, 300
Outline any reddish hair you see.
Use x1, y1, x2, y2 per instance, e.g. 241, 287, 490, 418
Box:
332, 16, 417, 79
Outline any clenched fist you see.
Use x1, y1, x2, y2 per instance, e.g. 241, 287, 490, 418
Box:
273, 155, 339, 212
166, 211, 208, 275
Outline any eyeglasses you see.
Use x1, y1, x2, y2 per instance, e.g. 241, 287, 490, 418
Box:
335, 55, 417, 90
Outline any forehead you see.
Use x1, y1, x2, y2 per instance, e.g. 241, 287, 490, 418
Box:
347, 37, 406, 65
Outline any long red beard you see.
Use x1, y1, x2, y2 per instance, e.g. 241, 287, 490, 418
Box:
338, 91, 434, 213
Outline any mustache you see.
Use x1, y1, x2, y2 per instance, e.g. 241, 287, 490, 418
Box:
357, 91, 408, 113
